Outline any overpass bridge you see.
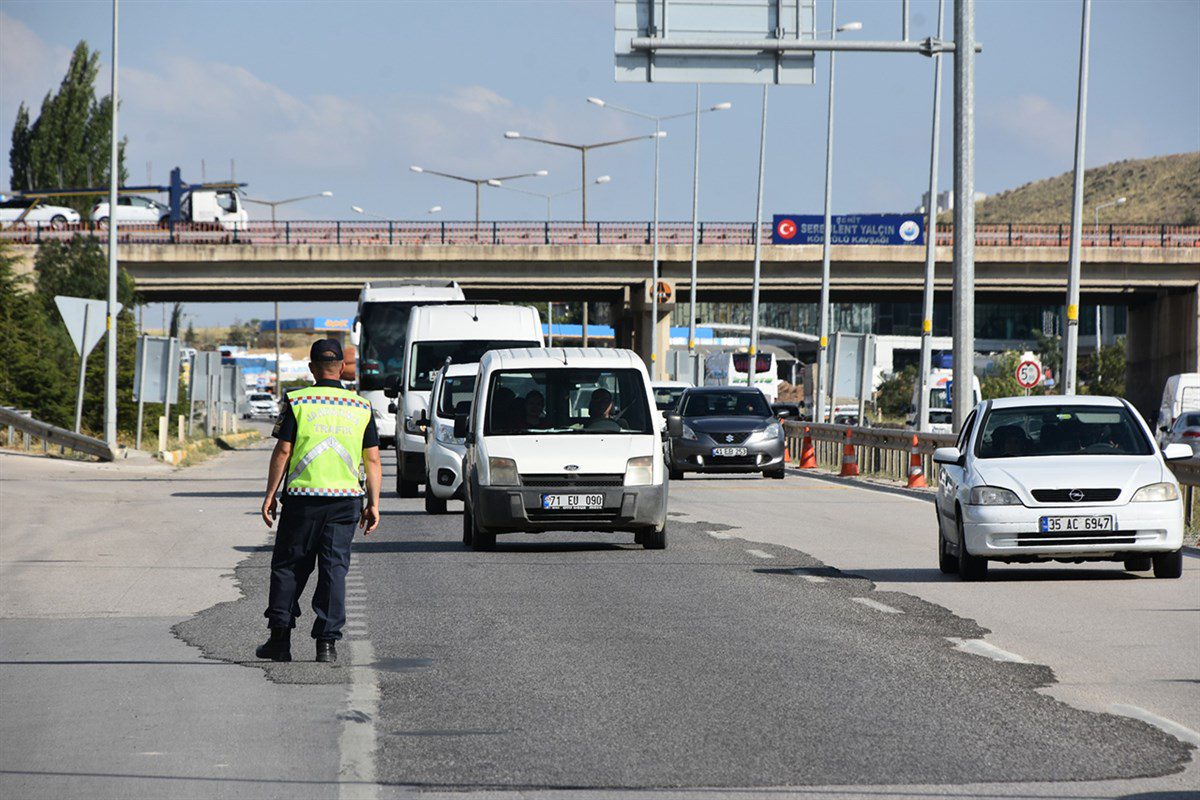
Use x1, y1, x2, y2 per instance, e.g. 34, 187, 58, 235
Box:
6, 220, 1198, 415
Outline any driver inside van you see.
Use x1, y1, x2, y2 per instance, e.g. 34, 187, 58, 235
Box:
585, 388, 621, 431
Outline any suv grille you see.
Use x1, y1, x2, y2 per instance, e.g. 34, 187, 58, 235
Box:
1031, 488, 1121, 503
520, 473, 624, 488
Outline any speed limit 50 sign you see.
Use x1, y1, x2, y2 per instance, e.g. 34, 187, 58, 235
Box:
1016, 360, 1042, 389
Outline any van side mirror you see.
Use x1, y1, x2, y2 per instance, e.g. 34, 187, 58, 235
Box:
666, 414, 683, 438
382, 375, 399, 399
453, 414, 469, 440
932, 446, 963, 466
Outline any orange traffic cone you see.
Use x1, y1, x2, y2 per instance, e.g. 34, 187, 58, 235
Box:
906, 434, 927, 488
839, 429, 859, 477
799, 426, 818, 469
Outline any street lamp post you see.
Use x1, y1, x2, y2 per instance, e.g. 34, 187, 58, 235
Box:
350, 205, 388, 221
243, 190, 333, 223
1062, 0, 1092, 397
504, 130, 665, 224
409, 166, 547, 225
491, 175, 612, 221
916, 0, 945, 433
815, 8, 864, 423
586, 96, 729, 379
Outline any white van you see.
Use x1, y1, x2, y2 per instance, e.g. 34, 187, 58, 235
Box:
421, 362, 478, 514
389, 304, 543, 497
459, 347, 668, 549
1155, 373, 1200, 443
910, 369, 983, 433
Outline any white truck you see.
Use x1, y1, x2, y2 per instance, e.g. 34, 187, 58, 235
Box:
911, 369, 983, 433
350, 280, 466, 449
388, 304, 544, 497
704, 351, 780, 403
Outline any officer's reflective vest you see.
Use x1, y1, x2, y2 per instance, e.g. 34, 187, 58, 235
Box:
284, 386, 372, 497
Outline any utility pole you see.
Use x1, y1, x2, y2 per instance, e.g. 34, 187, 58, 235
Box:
1062, 0, 1092, 396
951, 0, 976, 431
104, 0, 120, 447
917, 0, 946, 432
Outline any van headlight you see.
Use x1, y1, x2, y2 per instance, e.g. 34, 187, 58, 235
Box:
968, 486, 1021, 506
434, 422, 459, 445
487, 457, 520, 486
624, 456, 654, 486
681, 423, 699, 441
1131, 482, 1179, 502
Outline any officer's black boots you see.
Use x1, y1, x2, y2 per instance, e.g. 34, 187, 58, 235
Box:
255, 628, 292, 662
316, 639, 338, 663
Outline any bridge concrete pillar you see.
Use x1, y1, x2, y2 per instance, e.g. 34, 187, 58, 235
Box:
621, 280, 671, 379
1125, 286, 1199, 422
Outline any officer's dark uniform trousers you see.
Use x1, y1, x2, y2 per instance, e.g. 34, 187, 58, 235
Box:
265, 496, 359, 639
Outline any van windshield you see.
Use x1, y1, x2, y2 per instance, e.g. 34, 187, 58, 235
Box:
437, 375, 476, 418
411, 341, 539, 391
486, 368, 653, 435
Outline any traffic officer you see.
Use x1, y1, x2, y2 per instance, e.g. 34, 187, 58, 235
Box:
257, 339, 381, 663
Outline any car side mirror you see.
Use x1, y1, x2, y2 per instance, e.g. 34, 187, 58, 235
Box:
453, 414, 469, 440
933, 446, 963, 466
1162, 443, 1193, 461
382, 375, 399, 399
666, 414, 683, 438
387, 402, 397, 414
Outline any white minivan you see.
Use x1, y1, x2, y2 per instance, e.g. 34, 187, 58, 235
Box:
421, 362, 479, 514
388, 304, 543, 497
1155, 373, 1200, 444
459, 347, 668, 549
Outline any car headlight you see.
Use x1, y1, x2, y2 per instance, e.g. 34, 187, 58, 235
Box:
624, 455, 654, 486
487, 456, 520, 486
753, 422, 783, 440
968, 486, 1021, 506
1131, 482, 1179, 502
681, 423, 699, 441
434, 422, 459, 445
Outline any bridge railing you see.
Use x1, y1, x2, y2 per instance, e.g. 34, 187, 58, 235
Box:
3, 220, 1199, 248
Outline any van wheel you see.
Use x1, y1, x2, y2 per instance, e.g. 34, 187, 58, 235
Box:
957, 515, 988, 581
424, 490, 446, 515
1152, 550, 1183, 579
1123, 555, 1152, 572
398, 477, 420, 498
461, 505, 474, 546
642, 522, 666, 550
471, 517, 495, 550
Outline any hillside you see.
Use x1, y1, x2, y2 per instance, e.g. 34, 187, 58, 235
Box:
971, 152, 1200, 224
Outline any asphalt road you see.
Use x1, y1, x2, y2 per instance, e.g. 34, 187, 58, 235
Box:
3, 441, 1199, 799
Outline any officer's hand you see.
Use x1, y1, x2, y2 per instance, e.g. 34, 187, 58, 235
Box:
360, 504, 380, 535
261, 496, 277, 529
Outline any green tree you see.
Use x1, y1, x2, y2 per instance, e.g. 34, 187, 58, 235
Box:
981, 352, 1025, 400
8, 41, 128, 212
875, 364, 917, 419
1081, 338, 1126, 397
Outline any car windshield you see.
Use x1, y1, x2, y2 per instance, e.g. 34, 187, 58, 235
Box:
357, 303, 413, 391
485, 368, 653, 435
437, 375, 476, 418
653, 386, 686, 411
976, 405, 1153, 458
682, 391, 771, 418
249, 393, 273, 402
411, 341, 538, 391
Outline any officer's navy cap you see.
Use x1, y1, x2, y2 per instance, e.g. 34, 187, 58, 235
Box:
309, 338, 344, 362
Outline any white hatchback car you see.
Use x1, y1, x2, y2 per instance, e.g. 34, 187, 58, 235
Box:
421, 362, 478, 514
0, 197, 81, 227
933, 395, 1189, 581
91, 194, 167, 224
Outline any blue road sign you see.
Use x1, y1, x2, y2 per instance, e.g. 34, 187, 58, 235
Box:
772, 214, 924, 245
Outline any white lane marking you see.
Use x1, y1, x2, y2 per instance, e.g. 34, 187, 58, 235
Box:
790, 569, 827, 583
1110, 704, 1200, 747
708, 531, 733, 540
337, 635, 381, 800
946, 637, 1030, 664
851, 597, 903, 614
745, 549, 775, 560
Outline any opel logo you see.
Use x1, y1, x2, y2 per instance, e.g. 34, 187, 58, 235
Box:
564, 464, 579, 471
1068, 489, 1085, 502
725, 434, 734, 442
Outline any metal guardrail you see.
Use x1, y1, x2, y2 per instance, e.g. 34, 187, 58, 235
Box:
783, 420, 1200, 524
0, 406, 118, 462
3, 220, 1199, 248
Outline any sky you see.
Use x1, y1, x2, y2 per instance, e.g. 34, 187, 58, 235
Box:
2, 0, 1198, 327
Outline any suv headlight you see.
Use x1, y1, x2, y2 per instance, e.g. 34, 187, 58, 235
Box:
434, 422, 459, 445
1131, 482, 1179, 502
968, 486, 1021, 506
487, 457, 520, 486
681, 423, 699, 441
624, 455, 654, 486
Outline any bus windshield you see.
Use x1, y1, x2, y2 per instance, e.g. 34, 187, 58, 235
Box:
357, 303, 413, 391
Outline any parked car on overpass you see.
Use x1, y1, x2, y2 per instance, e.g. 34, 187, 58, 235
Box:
0, 197, 80, 227
933, 394, 1189, 582
91, 194, 168, 225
